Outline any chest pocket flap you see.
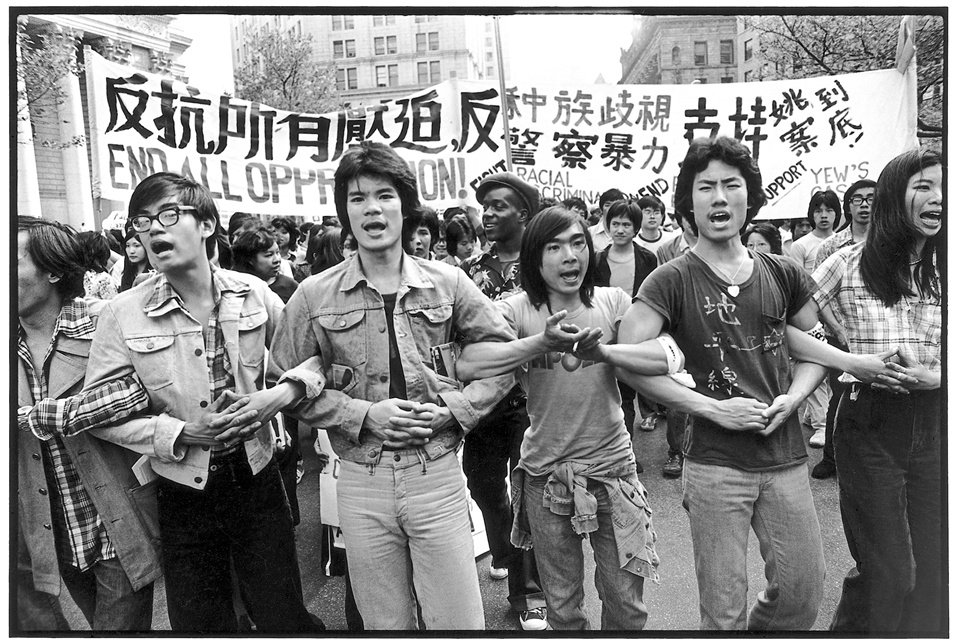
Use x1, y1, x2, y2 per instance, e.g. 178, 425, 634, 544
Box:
239, 308, 269, 331
124, 335, 175, 389
125, 335, 175, 353
316, 309, 364, 332
410, 303, 453, 324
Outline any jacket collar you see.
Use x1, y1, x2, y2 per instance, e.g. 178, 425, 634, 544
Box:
339, 253, 435, 293
143, 267, 251, 317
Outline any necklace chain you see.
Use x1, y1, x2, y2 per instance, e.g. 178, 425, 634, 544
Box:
696, 250, 750, 285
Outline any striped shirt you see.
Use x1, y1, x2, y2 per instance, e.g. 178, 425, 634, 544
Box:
17, 301, 116, 571
812, 244, 941, 383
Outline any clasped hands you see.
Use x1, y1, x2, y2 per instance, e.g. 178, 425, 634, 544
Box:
179, 382, 303, 448
543, 310, 606, 360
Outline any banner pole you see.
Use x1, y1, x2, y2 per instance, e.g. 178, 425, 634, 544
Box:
493, 16, 513, 173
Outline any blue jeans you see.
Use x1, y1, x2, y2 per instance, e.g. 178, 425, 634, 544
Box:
831, 386, 942, 632
523, 473, 648, 630
462, 391, 546, 613
157, 453, 320, 632
682, 459, 824, 630
337, 449, 484, 630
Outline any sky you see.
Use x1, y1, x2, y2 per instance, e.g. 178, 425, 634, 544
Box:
171, 12, 637, 96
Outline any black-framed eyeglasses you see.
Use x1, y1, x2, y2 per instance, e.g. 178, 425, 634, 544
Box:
130, 205, 198, 233
849, 195, 874, 206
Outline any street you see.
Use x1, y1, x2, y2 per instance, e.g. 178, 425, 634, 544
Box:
57, 416, 849, 632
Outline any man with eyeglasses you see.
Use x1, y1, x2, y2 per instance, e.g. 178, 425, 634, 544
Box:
19, 172, 325, 632
808, 179, 877, 479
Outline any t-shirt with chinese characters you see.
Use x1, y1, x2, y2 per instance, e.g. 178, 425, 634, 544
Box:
497, 287, 634, 477
637, 250, 815, 471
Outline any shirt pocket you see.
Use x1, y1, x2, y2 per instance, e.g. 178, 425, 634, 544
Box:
238, 308, 269, 367
408, 303, 454, 354
614, 477, 660, 576
125, 335, 176, 390
316, 309, 367, 369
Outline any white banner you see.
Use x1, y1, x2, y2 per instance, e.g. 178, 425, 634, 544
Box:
86, 49, 916, 221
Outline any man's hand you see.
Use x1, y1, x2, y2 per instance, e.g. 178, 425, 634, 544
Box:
761, 394, 802, 436
844, 347, 900, 385
179, 392, 258, 447
707, 397, 771, 433
363, 399, 434, 449
882, 344, 940, 392
543, 310, 603, 353
214, 382, 305, 444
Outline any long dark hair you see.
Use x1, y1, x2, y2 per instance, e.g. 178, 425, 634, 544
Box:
311, 229, 346, 275
17, 216, 86, 301
333, 141, 421, 235
120, 228, 153, 292
76, 231, 112, 274
519, 206, 596, 311
860, 149, 942, 306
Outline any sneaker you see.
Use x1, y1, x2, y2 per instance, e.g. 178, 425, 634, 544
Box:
489, 565, 508, 580
809, 429, 826, 448
519, 607, 547, 631
639, 415, 658, 432
811, 459, 836, 479
662, 453, 683, 479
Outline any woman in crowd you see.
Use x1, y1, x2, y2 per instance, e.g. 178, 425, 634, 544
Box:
310, 228, 346, 275
114, 227, 154, 292
793, 149, 942, 632
271, 216, 300, 279
77, 231, 118, 300
741, 222, 783, 255
441, 215, 478, 266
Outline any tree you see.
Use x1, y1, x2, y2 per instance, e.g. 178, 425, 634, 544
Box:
233, 27, 342, 113
744, 14, 943, 141
17, 16, 85, 146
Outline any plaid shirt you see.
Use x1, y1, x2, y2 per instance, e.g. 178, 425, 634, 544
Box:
145, 273, 238, 457
813, 244, 941, 383
17, 301, 116, 571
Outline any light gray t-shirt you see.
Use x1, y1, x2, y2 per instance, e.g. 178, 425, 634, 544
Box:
497, 287, 634, 476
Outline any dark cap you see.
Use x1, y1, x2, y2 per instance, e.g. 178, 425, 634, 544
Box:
476, 172, 540, 216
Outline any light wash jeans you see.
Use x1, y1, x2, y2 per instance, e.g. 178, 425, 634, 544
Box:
682, 459, 824, 630
523, 474, 648, 631
337, 449, 484, 630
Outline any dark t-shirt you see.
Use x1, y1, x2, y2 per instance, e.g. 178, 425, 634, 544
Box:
637, 250, 814, 471
381, 293, 407, 400
268, 274, 299, 304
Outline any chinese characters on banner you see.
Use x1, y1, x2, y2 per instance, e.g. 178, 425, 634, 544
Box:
86, 49, 916, 220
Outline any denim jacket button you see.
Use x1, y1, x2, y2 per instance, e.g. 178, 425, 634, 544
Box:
379, 375, 388, 383
200, 400, 208, 408
393, 454, 401, 462
340, 320, 346, 327
195, 348, 203, 356
368, 450, 377, 458
194, 477, 203, 484
378, 325, 386, 333
146, 342, 155, 350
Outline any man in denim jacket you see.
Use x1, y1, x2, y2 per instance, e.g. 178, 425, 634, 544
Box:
268, 141, 516, 630
20, 173, 324, 633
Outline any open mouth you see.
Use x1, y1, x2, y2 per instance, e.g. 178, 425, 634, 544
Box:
708, 212, 731, 223
362, 221, 386, 233
150, 240, 175, 255
559, 268, 581, 284
919, 211, 941, 223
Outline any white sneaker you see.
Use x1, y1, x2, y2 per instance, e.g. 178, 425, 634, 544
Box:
809, 429, 826, 448
489, 565, 508, 580
519, 607, 547, 631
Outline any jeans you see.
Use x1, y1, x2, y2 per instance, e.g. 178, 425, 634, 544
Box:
665, 408, 688, 457
157, 453, 320, 633
462, 392, 546, 613
682, 459, 824, 630
830, 386, 942, 633
523, 473, 647, 630
337, 449, 484, 630
60, 556, 154, 630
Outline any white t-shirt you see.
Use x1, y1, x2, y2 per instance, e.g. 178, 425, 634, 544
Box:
497, 287, 634, 476
635, 228, 677, 255
789, 231, 831, 273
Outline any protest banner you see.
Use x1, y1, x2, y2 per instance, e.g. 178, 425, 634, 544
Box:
86, 49, 916, 221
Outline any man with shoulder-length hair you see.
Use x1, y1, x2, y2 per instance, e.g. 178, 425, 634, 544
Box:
267, 141, 518, 630
20, 172, 325, 633
16, 217, 161, 631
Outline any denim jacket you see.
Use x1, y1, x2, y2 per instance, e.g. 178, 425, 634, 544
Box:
80, 269, 324, 489
269, 253, 517, 465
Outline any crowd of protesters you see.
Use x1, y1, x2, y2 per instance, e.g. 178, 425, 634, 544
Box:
17, 135, 942, 633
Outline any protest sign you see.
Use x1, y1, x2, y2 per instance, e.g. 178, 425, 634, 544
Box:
86, 49, 916, 220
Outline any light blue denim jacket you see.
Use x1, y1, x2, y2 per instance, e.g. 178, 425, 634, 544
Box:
269, 253, 517, 465
80, 269, 324, 489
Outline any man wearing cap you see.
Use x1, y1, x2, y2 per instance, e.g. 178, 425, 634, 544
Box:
461, 172, 548, 631
587, 188, 627, 253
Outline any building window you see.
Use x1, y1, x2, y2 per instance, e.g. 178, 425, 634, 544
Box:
336, 67, 358, 90
374, 36, 397, 55
375, 64, 399, 87
485, 51, 493, 62
450, 70, 457, 78
372, 15, 395, 26
744, 38, 753, 61
417, 61, 428, 84
332, 15, 355, 31
429, 32, 439, 51
376, 65, 387, 87
415, 15, 436, 23
430, 61, 440, 83
333, 39, 356, 59
721, 76, 734, 83
485, 22, 492, 32
694, 41, 707, 66
720, 40, 734, 65
744, 69, 753, 82
671, 45, 680, 66
485, 37, 493, 47
487, 65, 495, 76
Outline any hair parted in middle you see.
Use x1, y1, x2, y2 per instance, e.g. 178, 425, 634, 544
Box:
519, 205, 596, 311
805, 190, 842, 230
333, 140, 421, 235
673, 136, 767, 236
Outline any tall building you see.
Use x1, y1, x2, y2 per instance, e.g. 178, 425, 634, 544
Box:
619, 15, 743, 85
231, 13, 505, 109
17, 13, 192, 229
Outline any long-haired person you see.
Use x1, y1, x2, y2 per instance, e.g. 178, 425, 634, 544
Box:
741, 222, 783, 255
114, 227, 154, 292
270, 216, 300, 279
788, 190, 841, 272
77, 231, 119, 300
801, 149, 943, 632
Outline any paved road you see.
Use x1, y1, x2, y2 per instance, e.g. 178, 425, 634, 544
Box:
56, 417, 848, 632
